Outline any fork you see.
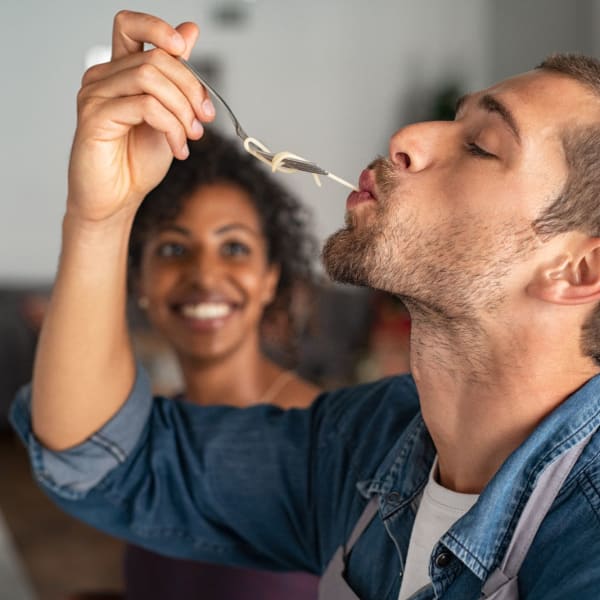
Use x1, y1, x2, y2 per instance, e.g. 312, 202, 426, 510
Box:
179, 57, 358, 191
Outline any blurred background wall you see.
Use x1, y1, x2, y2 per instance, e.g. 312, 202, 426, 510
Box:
2, 0, 599, 283
1, 0, 494, 282
4, 0, 599, 281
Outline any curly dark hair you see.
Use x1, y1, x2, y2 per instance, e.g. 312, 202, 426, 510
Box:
128, 128, 317, 331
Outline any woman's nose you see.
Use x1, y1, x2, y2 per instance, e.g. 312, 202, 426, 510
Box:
187, 251, 220, 287
388, 120, 450, 172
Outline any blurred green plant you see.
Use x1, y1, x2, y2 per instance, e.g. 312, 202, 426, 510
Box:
431, 83, 463, 120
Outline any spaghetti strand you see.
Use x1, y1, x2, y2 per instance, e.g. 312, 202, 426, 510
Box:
242, 137, 358, 191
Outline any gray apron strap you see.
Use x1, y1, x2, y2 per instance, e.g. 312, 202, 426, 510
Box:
318, 497, 379, 600
344, 497, 380, 557
481, 431, 594, 599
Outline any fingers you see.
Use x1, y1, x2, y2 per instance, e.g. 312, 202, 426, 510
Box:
78, 11, 214, 163
82, 47, 214, 121
111, 10, 193, 60
175, 21, 200, 60
80, 94, 193, 160
81, 61, 206, 143
78, 10, 214, 163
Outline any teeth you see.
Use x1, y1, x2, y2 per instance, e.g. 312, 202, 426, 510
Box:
180, 303, 232, 320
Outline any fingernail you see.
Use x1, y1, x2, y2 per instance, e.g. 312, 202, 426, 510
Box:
180, 143, 189, 159
191, 119, 204, 136
202, 98, 215, 118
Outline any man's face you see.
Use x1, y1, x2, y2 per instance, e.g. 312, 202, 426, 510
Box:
323, 71, 600, 318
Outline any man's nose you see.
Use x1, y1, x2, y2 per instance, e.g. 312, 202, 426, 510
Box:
388, 121, 451, 172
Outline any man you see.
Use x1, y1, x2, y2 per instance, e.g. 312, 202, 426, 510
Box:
11, 10, 600, 600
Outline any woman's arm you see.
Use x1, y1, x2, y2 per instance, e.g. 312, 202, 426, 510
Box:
31, 10, 214, 450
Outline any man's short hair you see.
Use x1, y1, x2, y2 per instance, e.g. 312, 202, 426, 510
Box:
533, 54, 600, 364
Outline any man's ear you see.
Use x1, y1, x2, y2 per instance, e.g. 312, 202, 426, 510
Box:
527, 240, 600, 305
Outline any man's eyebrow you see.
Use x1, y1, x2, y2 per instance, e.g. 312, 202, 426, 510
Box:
455, 92, 521, 145
455, 93, 469, 115
479, 94, 521, 144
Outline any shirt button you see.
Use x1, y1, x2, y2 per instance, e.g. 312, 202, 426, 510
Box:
435, 551, 453, 568
387, 492, 401, 503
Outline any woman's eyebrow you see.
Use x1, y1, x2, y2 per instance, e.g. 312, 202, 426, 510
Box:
215, 223, 262, 237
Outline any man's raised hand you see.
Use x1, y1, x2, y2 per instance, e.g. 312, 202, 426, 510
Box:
67, 10, 215, 223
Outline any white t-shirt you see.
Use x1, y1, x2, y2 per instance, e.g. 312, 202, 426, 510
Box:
398, 458, 479, 600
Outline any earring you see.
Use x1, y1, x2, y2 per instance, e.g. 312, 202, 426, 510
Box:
138, 296, 149, 310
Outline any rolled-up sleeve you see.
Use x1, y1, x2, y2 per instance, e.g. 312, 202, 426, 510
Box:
9, 365, 153, 500
9, 369, 419, 574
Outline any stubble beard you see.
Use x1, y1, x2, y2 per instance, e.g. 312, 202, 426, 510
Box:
321, 158, 539, 321
322, 157, 399, 289
322, 208, 385, 288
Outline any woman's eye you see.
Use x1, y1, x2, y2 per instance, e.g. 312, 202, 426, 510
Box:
222, 241, 251, 257
156, 242, 187, 258
466, 142, 496, 159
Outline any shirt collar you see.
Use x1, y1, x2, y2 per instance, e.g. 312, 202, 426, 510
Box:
357, 408, 435, 515
359, 373, 600, 581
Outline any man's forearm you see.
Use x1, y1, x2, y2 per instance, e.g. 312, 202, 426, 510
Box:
31, 211, 137, 451
29, 10, 210, 451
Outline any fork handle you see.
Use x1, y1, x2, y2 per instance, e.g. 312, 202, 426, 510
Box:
179, 57, 249, 140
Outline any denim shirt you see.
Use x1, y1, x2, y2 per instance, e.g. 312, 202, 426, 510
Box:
10, 367, 600, 600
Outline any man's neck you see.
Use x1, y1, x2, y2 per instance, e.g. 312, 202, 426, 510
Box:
408, 312, 599, 494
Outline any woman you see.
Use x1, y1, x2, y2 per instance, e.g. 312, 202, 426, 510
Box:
77, 128, 322, 599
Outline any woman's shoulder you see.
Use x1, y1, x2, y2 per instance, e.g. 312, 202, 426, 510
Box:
273, 371, 417, 413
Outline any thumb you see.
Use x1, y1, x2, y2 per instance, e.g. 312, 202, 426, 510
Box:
175, 22, 200, 59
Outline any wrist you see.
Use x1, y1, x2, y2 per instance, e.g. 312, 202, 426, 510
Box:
64, 185, 143, 226
60, 209, 136, 277
63, 205, 137, 240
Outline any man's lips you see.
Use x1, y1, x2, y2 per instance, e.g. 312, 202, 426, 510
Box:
359, 169, 377, 197
346, 169, 377, 210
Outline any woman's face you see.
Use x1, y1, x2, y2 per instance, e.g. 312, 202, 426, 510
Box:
138, 182, 280, 362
